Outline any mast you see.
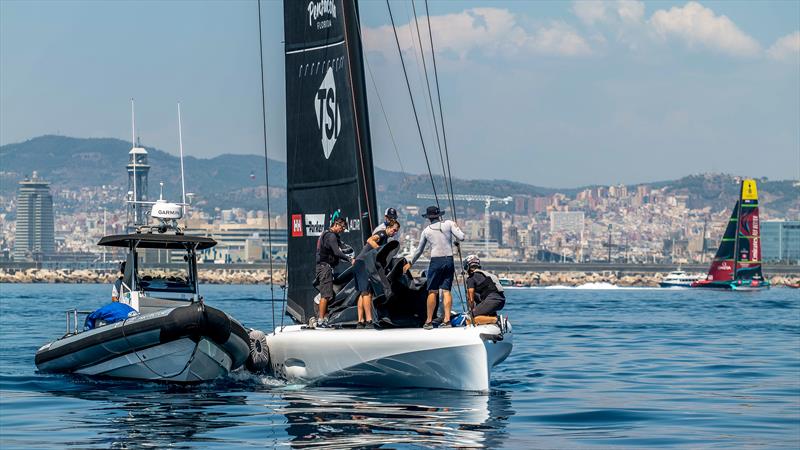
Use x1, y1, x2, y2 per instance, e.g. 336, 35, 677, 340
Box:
732, 180, 743, 280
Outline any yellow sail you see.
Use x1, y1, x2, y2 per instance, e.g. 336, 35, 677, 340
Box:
741, 179, 758, 201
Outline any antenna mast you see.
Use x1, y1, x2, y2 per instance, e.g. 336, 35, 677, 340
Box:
177, 102, 187, 218
130, 98, 138, 225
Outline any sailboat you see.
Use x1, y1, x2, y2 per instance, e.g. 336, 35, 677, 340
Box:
691, 178, 770, 291
263, 0, 513, 391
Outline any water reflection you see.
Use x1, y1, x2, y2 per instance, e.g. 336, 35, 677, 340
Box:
44, 377, 249, 448
278, 388, 513, 448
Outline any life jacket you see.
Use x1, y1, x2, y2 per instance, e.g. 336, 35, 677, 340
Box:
471, 269, 505, 298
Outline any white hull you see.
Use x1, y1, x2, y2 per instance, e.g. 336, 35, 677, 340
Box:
266, 322, 513, 391
75, 337, 235, 383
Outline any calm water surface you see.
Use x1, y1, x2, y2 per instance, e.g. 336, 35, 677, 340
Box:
1, 283, 798, 448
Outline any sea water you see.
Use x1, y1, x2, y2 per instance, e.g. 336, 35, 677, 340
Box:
0, 283, 798, 449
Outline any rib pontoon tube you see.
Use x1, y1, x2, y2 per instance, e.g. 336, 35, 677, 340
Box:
35, 304, 250, 383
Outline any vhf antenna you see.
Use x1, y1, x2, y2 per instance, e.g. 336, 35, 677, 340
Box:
177, 102, 187, 225
130, 98, 138, 225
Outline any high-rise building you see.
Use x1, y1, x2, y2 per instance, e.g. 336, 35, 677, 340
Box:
489, 217, 503, 247
14, 172, 55, 260
763, 220, 800, 263
127, 145, 150, 226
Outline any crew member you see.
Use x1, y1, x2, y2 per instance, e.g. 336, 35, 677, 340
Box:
315, 217, 352, 327
353, 219, 401, 328
463, 255, 506, 317
111, 261, 126, 302
410, 205, 465, 329
372, 207, 399, 242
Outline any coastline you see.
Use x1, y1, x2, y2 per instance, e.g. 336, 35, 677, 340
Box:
1, 268, 796, 287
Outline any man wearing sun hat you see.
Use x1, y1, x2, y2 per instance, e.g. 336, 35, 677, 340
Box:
410, 205, 465, 330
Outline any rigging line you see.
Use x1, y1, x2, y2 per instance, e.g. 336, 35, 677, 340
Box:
386, 0, 439, 208
424, 0, 457, 221
411, 0, 453, 214
257, 0, 276, 329
342, 0, 375, 232
365, 55, 408, 179
424, 0, 468, 316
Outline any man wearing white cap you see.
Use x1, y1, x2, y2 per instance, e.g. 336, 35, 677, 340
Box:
372, 207, 399, 242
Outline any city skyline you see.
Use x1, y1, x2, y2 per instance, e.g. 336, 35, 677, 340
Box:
1, 1, 798, 187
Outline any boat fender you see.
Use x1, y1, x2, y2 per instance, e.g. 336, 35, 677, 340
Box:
245, 329, 270, 374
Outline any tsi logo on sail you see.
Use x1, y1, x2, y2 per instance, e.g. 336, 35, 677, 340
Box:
315, 67, 341, 159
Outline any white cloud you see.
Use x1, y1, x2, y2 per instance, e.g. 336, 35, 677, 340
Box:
767, 31, 800, 62
572, 1, 608, 26
649, 2, 761, 57
572, 1, 644, 25
363, 7, 591, 61
616, 0, 645, 23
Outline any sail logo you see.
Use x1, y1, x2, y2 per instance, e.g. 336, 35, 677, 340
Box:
305, 214, 326, 236
307, 0, 336, 30
291, 214, 303, 237
315, 67, 341, 159
719, 262, 732, 271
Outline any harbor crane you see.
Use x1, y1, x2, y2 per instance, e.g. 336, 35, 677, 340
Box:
416, 193, 512, 257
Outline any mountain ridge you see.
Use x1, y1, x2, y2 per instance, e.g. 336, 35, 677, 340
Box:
1, 135, 797, 217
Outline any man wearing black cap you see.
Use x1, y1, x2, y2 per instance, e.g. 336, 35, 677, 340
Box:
372, 207, 399, 242
314, 217, 352, 327
410, 205, 465, 329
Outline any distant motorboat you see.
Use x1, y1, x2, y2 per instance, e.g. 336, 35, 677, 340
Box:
659, 270, 703, 288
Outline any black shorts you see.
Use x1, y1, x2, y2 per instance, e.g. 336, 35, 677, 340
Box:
426, 256, 455, 291
473, 293, 505, 316
353, 259, 371, 295
315, 263, 334, 299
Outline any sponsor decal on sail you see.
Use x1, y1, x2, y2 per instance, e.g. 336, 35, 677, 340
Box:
307, 0, 336, 30
291, 214, 304, 237
315, 67, 341, 159
719, 262, 732, 271
304, 214, 326, 236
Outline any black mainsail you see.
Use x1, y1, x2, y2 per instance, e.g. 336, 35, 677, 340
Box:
284, 0, 378, 323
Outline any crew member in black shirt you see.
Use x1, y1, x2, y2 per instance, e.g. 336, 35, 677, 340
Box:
463, 254, 506, 317
315, 217, 352, 327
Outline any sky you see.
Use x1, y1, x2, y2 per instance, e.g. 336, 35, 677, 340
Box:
1, 0, 798, 188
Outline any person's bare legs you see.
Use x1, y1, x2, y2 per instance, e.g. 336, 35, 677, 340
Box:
426, 291, 438, 324
442, 290, 452, 323
364, 293, 373, 322
357, 296, 364, 323
319, 298, 328, 321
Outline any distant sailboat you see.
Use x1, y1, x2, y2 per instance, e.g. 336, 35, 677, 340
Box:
692, 179, 770, 291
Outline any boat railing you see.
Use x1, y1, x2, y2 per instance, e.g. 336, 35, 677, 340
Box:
65, 309, 94, 336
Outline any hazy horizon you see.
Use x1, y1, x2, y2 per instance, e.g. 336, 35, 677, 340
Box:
1, 1, 798, 187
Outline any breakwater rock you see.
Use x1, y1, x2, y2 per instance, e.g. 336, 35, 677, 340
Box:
1, 268, 797, 287
0, 268, 285, 285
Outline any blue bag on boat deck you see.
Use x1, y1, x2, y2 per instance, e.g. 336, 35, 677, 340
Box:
84, 302, 139, 330
450, 313, 468, 327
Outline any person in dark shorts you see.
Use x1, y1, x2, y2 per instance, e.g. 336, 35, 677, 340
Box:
315, 217, 352, 327
463, 254, 506, 317
353, 219, 400, 328
410, 206, 465, 329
